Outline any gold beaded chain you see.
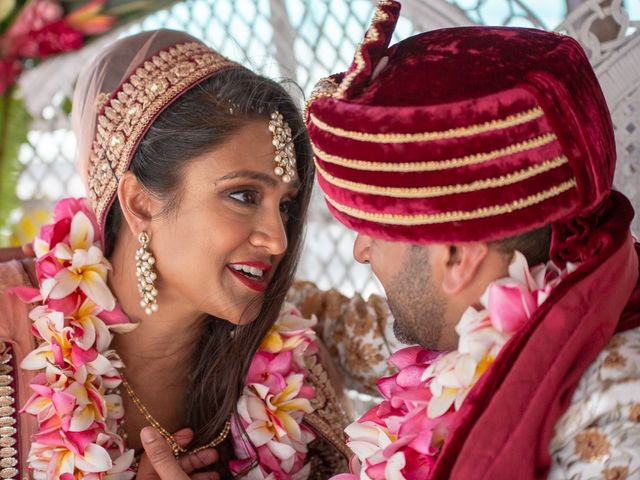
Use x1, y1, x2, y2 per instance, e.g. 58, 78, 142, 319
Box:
120, 374, 231, 457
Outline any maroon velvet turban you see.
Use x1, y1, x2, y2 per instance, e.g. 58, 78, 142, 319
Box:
306, 0, 616, 246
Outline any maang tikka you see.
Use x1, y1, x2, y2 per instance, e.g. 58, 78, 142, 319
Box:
269, 110, 296, 183
136, 231, 158, 315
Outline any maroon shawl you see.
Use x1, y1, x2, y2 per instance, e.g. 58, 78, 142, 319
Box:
431, 192, 640, 479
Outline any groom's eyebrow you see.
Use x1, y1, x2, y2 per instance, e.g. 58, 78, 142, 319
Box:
215, 170, 301, 189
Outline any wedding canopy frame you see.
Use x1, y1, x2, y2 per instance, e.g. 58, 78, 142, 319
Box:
11, 0, 640, 298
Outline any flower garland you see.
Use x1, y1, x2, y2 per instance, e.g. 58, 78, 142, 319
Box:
14, 198, 136, 479
333, 252, 577, 480
1, 0, 117, 95
14, 197, 318, 479
230, 305, 319, 479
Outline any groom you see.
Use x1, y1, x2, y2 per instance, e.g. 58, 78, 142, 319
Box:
304, 1, 640, 478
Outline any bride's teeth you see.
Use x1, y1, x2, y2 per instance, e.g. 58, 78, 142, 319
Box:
249, 267, 263, 277
231, 264, 264, 278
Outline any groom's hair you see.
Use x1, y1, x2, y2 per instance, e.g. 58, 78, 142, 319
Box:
490, 224, 552, 267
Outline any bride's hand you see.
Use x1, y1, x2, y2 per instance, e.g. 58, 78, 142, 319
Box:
137, 427, 220, 480
0, 244, 33, 262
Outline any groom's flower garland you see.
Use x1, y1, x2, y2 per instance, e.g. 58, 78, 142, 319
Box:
333, 252, 577, 480
15, 198, 318, 479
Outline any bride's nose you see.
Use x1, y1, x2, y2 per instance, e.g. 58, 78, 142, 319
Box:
248, 206, 288, 255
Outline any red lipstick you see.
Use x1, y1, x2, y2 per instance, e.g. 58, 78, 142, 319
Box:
226, 261, 271, 292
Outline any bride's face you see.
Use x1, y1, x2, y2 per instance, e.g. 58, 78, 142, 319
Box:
148, 119, 300, 323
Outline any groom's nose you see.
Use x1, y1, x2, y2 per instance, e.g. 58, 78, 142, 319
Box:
353, 233, 372, 264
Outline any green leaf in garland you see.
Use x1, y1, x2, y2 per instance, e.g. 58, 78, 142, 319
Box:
0, 86, 31, 243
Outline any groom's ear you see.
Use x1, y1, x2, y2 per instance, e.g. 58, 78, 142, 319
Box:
441, 242, 489, 295
117, 171, 155, 236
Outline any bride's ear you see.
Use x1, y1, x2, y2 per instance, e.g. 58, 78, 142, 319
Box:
117, 171, 154, 235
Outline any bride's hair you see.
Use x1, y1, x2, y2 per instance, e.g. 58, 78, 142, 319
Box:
103, 67, 313, 475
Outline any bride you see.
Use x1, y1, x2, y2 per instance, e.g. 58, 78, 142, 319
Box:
0, 29, 353, 479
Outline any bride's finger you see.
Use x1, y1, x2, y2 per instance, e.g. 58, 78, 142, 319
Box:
168, 428, 219, 473
190, 472, 220, 480
22, 243, 35, 257
179, 448, 219, 474
139, 427, 189, 480
0, 247, 27, 262
172, 427, 195, 448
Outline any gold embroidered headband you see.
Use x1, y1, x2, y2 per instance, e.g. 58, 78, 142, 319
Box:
87, 41, 239, 231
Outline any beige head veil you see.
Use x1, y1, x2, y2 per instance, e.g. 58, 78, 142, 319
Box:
72, 29, 240, 235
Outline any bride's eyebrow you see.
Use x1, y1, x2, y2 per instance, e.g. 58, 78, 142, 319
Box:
215, 170, 278, 187
215, 170, 302, 190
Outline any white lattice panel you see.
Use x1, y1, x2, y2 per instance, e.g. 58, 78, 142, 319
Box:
11, 0, 640, 296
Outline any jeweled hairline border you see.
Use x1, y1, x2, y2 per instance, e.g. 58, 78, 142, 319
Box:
92, 48, 238, 225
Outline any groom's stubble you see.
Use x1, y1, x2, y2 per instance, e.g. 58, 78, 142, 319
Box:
387, 245, 448, 351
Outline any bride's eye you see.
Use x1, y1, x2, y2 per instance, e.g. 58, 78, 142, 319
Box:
229, 190, 259, 205
280, 199, 294, 217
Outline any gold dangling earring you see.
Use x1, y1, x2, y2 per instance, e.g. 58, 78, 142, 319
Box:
136, 231, 158, 315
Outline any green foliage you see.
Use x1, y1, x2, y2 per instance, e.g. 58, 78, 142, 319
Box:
58, 0, 181, 24
102, 0, 180, 19
0, 0, 26, 33
0, 87, 30, 237
0, 0, 180, 246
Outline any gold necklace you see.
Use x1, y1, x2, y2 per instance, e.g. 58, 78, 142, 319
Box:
120, 374, 231, 457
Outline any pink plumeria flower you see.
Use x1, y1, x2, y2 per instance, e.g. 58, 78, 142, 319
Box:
247, 351, 293, 394
64, 381, 107, 432
22, 373, 68, 423
23, 306, 102, 373
44, 211, 115, 310
239, 374, 314, 446
29, 305, 65, 341
5, 0, 63, 38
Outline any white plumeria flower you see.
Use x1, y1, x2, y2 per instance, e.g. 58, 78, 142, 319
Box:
28, 442, 113, 478
104, 448, 136, 480
456, 309, 508, 361
29, 306, 65, 343
344, 421, 394, 463
292, 463, 311, 480
507, 251, 539, 290
385, 452, 407, 480
71, 299, 113, 351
